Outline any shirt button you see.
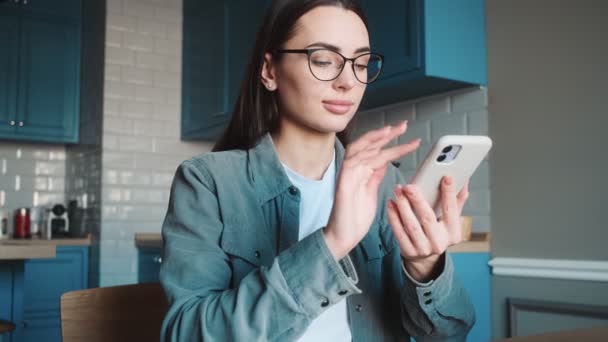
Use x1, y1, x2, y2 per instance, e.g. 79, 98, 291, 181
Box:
424, 299, 433, 305
355, 304, 363, 312
254, 251, 261, 258
320, 298, 330, 307
423, 291, 432, 297
338, 290, 348, 296
288, 186, 298, 195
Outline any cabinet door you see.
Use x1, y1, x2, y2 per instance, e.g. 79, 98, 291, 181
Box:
181, 0, 228, 140
20, 247, 88, 342
0, 11, 19, 135
21, 315, 62, 342
451, 252, 491, 342
23, 247, 88, 314
21, 0, 81, 19
138, 247, 162, 283
360, 0, 422, 82
16, 13, 80, 143
225, 0, 270, 111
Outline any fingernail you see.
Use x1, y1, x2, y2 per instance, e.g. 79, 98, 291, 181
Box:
444, 177, 452, 186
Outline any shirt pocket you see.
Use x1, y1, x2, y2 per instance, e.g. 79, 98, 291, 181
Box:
219, 222, 273, 286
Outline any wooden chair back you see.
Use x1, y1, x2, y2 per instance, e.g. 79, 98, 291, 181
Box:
60, 282, 169, 342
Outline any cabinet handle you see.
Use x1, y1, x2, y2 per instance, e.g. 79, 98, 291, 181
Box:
9, 120, 16, 126
153, 256, 163, 264
18, 121, 24, 127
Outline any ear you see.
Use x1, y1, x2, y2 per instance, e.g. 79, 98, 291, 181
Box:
261, 52, 278, 91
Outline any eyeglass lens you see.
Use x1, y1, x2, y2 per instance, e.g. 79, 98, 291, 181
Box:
308, 50, 383, 84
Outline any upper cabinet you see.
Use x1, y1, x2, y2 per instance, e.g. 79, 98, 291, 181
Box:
181, 0, 486, 141
182, 0, 270, 141
0, 0, 81, 144
360, 0, 486, 109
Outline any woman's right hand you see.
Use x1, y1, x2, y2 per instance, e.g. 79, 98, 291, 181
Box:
323, 121, 421, 260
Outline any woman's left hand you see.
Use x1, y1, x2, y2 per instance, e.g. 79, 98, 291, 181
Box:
387, 175, 470, 283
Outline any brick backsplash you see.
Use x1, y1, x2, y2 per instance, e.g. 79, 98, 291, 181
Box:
0, 143, 66, 231
100, 0, 212, 286
354, 87, 491, 232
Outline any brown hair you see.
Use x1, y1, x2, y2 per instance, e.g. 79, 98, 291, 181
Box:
212, 0, 367, 152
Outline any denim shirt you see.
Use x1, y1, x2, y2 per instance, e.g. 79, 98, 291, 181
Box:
160, 133, 476, 341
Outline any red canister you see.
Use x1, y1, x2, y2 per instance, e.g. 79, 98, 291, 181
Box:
14, 208, 31, 238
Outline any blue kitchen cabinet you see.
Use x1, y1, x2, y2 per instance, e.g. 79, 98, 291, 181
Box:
138, 246, 163, 284
0, 11, 20, 137
452, 252, 491, 342
181, 0, 270, 141
360, 0, 487, 109
14, 246, 88, 342
0, 0, 81, 144
181, 0, 486, 140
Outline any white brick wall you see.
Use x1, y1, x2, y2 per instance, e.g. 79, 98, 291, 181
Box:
0, 143, 66, 231
101, 0, 212, 286
355, 87, 491, 232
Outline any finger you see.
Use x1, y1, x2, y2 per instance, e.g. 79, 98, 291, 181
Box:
387, 200, 417, 258
366, 163, 388, 192
456, 179, 470, 212
365, 121, 408, 152
345, 147, 381, 167
345, 124, 397, 158
394, 184, 431, 255
440, 176, 461, 238
402, 184, 442, 248
362, 139, 421, 170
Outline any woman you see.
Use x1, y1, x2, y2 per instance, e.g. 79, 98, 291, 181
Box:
160, 0, 475, 341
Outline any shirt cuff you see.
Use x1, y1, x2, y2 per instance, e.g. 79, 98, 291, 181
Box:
401, 254, 447, 287
277, 229, 362, 318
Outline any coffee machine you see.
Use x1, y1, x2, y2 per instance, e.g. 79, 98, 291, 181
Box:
47, 204, 70, 237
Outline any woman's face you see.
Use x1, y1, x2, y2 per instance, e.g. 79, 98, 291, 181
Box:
265, 6, 370, 135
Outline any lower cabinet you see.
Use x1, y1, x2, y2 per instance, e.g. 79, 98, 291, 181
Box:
451, 252, 491, 342
19, 246, 88, 342
138, 246, 162, 283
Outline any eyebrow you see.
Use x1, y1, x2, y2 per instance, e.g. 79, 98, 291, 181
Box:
305, 42, 371, 54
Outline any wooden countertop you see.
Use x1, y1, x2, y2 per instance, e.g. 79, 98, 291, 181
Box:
135, 232, 490, 253
0, 235, 91, 260
0, 235, 92, 246
0, 243, 56, 260
135, 233, 163, 248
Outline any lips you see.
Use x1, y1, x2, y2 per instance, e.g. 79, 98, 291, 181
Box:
322, 100, 354, 115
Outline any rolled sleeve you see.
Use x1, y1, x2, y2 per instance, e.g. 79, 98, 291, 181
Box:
400, 253, 476, 340
278, 229, 362, 317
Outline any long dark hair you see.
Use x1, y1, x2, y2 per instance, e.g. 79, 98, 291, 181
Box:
212, 0, 367, 152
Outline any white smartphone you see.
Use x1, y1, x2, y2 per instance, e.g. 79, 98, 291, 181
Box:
409, 135, 492, 213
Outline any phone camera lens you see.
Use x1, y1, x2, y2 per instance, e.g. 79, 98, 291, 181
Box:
442, 145, 453, 153
437, 154, 447, 162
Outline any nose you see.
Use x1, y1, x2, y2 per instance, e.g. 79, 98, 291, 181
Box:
332, 61, 357, 91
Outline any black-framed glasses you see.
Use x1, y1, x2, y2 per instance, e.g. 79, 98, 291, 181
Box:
276, 48, 384, 84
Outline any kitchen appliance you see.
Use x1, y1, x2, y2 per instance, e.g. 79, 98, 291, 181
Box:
0, 210, 8, 239
13, 207, 31, 239
47, 204, 70, 237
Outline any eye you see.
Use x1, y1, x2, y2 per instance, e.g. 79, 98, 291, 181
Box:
354, 63, 368, 71
311, 59, 333, 67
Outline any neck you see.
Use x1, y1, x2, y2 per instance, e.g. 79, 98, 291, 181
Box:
270, 119, 336, 181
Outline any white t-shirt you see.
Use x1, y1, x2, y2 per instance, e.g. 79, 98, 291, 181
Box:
281, 149, 352, 342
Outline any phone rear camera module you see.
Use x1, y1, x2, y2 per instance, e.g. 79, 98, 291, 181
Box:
437, 154, 447, 162
442, 145, 453, 153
